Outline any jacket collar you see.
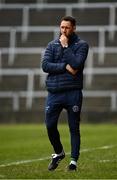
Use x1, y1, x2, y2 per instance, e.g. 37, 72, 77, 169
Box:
68, 33, 80, 45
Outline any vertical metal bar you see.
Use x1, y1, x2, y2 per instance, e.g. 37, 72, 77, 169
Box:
98, 28, 105, 64
8, 28, 16, 66
0, 50, 2, 81
85, 48, 93, 86
109, 5, 115, 41
22, 6, 29, 42
111, 92, 117, 111
13, 94, 19, 111
26, 71, 34, 109
66, 7, 72, 16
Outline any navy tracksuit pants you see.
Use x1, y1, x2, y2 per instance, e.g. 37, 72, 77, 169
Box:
45, 89, 82, 161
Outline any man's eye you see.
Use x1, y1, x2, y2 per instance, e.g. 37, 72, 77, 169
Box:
61, 27, 70, 29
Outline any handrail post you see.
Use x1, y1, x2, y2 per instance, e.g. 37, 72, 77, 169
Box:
8, 28, 16, 66
109, 5, 116, 41
22, 6, 29, 42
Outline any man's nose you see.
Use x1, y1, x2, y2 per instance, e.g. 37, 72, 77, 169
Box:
63, 29, 66, 33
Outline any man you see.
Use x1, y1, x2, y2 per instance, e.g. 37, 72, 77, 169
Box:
42, 16, 89, 171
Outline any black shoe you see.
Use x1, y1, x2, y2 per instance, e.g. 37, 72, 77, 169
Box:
48, 152, 65, 171
67, 163, 77, 171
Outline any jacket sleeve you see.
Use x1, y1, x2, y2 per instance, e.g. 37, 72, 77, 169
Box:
63, 42, 89, 70
42, 42, 66, 74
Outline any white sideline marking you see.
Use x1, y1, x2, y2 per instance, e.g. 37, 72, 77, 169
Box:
81, 144, 116, 152
0, 144, 116, 168
0, 157, 50, 167
99, 159, 117, 163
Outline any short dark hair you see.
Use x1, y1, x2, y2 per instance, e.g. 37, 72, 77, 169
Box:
60, 16, 76, 26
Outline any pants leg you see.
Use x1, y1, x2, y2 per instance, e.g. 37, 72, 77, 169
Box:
66, 90, 82, 161
45, 93, 63, 154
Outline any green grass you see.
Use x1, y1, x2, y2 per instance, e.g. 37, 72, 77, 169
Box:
0, 123, 117, 179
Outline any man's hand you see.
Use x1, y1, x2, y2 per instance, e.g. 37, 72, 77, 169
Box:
59, 34, 68, 47
66, 64, 78, 75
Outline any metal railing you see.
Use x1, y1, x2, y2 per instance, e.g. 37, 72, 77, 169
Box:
0, 64, 117, 111
1, 46, 117, 83
0, 2, 116, 28
86, 47, 117, 86
0, 25, 117, 65
0, 90, 116, 112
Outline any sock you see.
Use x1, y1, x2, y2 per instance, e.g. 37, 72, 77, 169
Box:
70, 160, 77, 166
58, 149, 64, 156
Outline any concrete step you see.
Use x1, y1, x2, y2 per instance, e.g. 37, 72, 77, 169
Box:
72, 7, 109, 26
93, 53, 117, 68
0, 9, 22, 26
0, 32, 10, 48
105, 31, 117, 47
2, 53, 42, 68
16, 32, 53, 47
29, 8, 65, 26
84, 74, 117, 90
0, 75, 27, 91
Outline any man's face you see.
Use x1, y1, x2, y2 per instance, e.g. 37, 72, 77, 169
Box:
60, 20, 76, 37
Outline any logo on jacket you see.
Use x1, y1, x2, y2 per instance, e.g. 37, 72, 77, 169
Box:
72, 105, 79, 112
46, 106, 50, 112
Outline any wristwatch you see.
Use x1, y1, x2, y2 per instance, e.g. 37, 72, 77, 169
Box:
64, 44, 68, 48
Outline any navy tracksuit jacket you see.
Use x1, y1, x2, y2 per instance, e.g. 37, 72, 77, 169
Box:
42, 33, 89, 161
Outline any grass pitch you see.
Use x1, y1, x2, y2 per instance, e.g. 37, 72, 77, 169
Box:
0, 123, 117, 179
